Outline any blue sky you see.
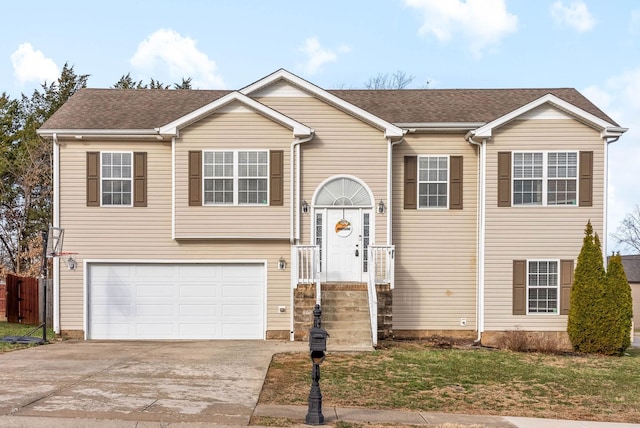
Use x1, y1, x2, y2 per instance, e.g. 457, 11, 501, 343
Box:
2, 0, 639, 252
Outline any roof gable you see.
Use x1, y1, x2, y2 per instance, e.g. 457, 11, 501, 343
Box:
472, 94, 621, 139
158, 91, 312, 137
240, 69, 404, 139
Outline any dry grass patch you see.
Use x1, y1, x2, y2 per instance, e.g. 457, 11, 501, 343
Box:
260, 340, 640, 423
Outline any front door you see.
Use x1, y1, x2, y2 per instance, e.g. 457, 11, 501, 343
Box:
325, 208, 363, 282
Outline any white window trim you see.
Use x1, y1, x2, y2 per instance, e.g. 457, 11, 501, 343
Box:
512, 150, 579, 207
202, 149, 270, 206
526, 258, 560, 316
100, 151, 133, 207
417, 154, 450, 210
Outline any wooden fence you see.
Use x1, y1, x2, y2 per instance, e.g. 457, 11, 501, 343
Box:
4, 274, 52, 326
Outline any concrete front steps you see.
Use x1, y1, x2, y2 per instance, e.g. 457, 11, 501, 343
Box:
320, 283, 374, 351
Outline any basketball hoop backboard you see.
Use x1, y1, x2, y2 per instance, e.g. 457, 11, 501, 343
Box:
46, 227, 65, 258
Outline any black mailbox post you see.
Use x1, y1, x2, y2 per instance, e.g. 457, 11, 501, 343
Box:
306, 304, 328, 425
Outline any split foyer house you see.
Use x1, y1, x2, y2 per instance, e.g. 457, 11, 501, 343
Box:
37, 69, 627, 348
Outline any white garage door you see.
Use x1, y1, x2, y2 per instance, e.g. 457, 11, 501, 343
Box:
88, 263, 265, 340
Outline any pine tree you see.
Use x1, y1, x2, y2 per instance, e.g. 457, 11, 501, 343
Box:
567, 220, 606, 353
603, 253, 633, 355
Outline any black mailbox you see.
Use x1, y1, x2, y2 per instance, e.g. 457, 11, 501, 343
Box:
309, 326, 328, 353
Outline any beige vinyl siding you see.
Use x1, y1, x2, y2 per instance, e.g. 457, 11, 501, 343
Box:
484, 117, 605, 331
257, 95, 389, 246
174, 104, 294, 239
58, 139, 291, 333
392, 134, 478, 330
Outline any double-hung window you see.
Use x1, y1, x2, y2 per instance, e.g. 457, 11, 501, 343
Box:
527, 260, 559, 314
203, 150, 268, 205
418, 156, 448, 208
101, 152, 132, 206
513, 151, 577, 206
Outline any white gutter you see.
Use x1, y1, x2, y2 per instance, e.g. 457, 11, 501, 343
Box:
466, 132, 485, 343
52, 133, 60, 333
171, 137, 176, 240
289, 131, 314, 342
602, 131, 624, 263
387, 137, 404, 244
289, 131, 315, 244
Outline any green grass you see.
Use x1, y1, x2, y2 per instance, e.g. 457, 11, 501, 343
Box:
261, 342, 640, 423
0, 321, 55, 352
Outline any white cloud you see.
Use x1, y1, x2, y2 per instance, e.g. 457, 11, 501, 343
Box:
299, 37, 351, 75
130, 29, 224, 89
403, 0, 518, 58
584, 68, 640, 252
10, 43, 59, 85
550, 1, 596, 32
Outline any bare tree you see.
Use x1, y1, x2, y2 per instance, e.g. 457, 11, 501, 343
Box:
364, 70, 416, 89
612, 205, 640, 254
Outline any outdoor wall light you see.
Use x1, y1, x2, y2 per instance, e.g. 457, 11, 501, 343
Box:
278, 256, 287, 271
301, 200, 310, 214
377, 200, 386, 214
66, 256, 77, 271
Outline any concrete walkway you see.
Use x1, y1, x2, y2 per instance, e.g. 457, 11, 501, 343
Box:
0, 339, 638, 427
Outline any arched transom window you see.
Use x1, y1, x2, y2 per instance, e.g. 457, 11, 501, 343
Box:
314, 177, 372, 206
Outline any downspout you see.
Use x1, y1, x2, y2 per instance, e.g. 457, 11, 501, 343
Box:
52, 133, 60, 333
387, 137, 405, 244
290, 132, 314, 342
290, 132, 315, 244
466, 132, 485, 343
603, 135, 621, 262
171, 137, 176, 240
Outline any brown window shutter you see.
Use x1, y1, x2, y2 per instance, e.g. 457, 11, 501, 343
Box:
404, 156, 417, 209
269, 150, 284, 206
449, 156, 463, 210
498, 152, 511, 207
513, 260, 527, 315
86, 152, 100, 207
188, 151, 202, 206
579, 151, 593, 207
133, 152, 147, 207
559, 259, 574, 315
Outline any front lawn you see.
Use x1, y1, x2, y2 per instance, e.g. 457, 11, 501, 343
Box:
260, 341, 640, 423
0, 321, 55, 352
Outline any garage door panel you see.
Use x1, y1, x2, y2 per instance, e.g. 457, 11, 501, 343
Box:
88, 263, 264, 340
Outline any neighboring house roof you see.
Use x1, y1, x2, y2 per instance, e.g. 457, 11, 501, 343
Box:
621, 255, 640, 283
39, 72, 619, 133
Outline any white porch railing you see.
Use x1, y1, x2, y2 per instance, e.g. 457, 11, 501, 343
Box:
367, 245, 395, 347
368, 245, 395, 287
292, 245, 321, 305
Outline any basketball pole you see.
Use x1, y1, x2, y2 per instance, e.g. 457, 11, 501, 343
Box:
41, 229, 48, 343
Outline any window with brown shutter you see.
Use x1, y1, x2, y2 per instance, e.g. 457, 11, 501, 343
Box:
404, 156, 417, 209
188, 151, 202, 206
269, 150, 284, 206
579, 151, 593, 207
560, 259, 574, 315
513, 260, 527, 315
449, 156, 463, 210
498, 151, 511, 207
133, 152, 147, 207
86, 152, 100, 207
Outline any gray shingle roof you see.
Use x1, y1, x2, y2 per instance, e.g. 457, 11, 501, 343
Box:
621, 255, 640, 283
40, 86, 618, 131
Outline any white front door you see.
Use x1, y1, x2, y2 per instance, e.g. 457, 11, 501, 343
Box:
325, 209, 363, 282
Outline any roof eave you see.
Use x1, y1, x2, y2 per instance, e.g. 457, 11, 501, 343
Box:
397, 122, 486, 133
37, 129, 164, 140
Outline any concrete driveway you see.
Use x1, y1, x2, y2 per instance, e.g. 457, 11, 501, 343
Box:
0, 340, 307, 426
